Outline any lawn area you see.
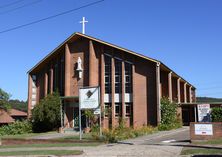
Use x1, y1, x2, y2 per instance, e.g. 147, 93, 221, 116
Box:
0, 132, 103, 148
181, 148, 222, 155
58, 133, 94, 140
0, 150, 83, 156
1, 131, 96, 141
0, 142, 101, 149
0, 131, 57, 139
193, 138, 222, 145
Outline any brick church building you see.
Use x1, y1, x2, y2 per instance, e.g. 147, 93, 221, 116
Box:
27, 32, 196, 129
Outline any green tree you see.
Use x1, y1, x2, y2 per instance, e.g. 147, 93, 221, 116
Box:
31, 92, 61, 132
0, 88, 11, 111
211, 107, 222, 122
9, 99, 27, 112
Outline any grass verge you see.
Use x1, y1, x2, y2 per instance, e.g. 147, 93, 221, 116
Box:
0, 131, 57, 139
0, 142, 101, 149
0, 150, 83, 156
57, 133, 94, 140
193, 138, 222, 145
181, 148, 222, 155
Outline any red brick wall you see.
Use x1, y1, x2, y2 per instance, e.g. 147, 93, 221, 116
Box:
103, 118, 109, 129
134, 58, 157, 126
180, 82, 184, 102
172, 77, 178, 102
160, 71, 169, 98
192, 89, 196, 102
145, 61, 157, 126
37, 72, 44, 101
134, 65, 147, 127
89, 40, 99, 86
186, 85, 190, 102
69, 38, 90, 96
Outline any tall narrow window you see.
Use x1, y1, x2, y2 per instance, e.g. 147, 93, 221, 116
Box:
115, 103, 122, 117
125, 103, 132, 117
115, 59, 122, 93
53, 63, 58, 92
47, 69, 51, 94
125, 63, 132, 93
60, 56, 65, 96
104, 55, 112, 94
104, 103, 112, 117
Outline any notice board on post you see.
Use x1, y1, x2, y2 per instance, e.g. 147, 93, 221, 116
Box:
197, 104, 211, 122
78, 86, 101, 140
79, 86, 100, 110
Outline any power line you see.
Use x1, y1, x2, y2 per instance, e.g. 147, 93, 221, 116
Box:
0, 0, 42, 15
0, 0, 105, 34
0, 0, 25, 9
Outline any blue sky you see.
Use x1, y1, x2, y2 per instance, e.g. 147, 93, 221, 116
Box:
0, 0, 222, 101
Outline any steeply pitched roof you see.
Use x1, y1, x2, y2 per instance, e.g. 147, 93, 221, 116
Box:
0, 109, 15, 124
27, 32, 195, 89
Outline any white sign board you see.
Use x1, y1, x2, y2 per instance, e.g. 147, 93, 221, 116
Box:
195, 124, 213, 135
79, 87, 100, 109
197, 104, 211, 122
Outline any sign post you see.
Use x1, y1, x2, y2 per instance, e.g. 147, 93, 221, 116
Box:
93, 107, 102, 137
79, 106, 82, 140
79, 86, 100, 140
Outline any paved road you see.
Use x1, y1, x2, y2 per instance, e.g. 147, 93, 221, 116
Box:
142, 127, 190, 145
78, 127, 190, 157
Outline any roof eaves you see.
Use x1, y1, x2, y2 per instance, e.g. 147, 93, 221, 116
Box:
160, 62, 196, 89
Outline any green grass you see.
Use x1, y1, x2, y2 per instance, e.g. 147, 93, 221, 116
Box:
0, 142, 101, 149
1, 132, 95, 141
0, 131, 57, 139
59, 133, 94, 140
0, 150, 83, 156
193, 138, 222, 145
181, 148, 222, 155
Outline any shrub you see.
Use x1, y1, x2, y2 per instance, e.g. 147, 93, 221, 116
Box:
84, 109, 97, 128
0, 120, 32, 136
158, 97, 182, 130
101, 125, 157, 143
211, 107, 222, 122
31, 92, 61, 132
91, 124, 101, 140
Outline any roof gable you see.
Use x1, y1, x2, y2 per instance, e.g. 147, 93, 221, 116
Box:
27, 32, 195, 88
28, 32, 159, 74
